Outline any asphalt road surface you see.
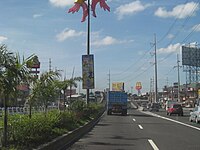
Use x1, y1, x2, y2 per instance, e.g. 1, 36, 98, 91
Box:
68, 108, 200, 150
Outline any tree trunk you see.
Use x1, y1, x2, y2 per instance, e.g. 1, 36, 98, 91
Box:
3, 95, 8, 147
69, 85, 72, 103
63, 90, 66, 111
44, 99, 48, 117
29, 101, 32, 119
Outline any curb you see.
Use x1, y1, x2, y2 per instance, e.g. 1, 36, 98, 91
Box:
35, 108, 105, 150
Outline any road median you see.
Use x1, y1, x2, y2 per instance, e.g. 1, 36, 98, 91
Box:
35, 107, 105, 150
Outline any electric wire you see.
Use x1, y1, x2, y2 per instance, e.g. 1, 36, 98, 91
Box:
157, 0, 189, 44
158, 0, 200, 64
114, 0, 194, 82
111, 0, 200, 86
111, 45, 154, 76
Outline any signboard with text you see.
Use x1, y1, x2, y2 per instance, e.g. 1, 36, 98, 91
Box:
82, 55, 95, 89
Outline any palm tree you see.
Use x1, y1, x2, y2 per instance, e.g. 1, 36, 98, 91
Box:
29, 71, 60, 116
68, 77, 82, 103
0, 45, 34, 146
54, 77, 82, 110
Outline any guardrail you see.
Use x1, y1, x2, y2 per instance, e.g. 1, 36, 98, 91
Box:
0, 106, 59, 116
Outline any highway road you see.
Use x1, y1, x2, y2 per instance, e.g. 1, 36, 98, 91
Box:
68, 108, 200, 150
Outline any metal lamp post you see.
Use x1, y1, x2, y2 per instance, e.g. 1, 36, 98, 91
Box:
86, 0, 90, 105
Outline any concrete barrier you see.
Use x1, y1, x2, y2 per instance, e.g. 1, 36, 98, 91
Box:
35, 108, 105, 150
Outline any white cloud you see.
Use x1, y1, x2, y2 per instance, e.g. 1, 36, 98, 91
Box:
91, 35, 134, 47
155, 2, 199, 19
33, 14, 43, 18
158, 43, 181, 54
56, 28, 84, 42
192, 23, 200, 32
167, 34, 174, 39
0, 36, 8, 43
115, 0, 151, 20
49, 0, 74, 8
92, 36, 117, 47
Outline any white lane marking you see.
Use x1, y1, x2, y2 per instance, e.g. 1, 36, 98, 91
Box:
142, 111, 200, 131
148, 139, 159, 150
138, 124, 143, 129
133, 118, 136, 122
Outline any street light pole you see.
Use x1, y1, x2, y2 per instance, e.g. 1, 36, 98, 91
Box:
86, 0, 90, 105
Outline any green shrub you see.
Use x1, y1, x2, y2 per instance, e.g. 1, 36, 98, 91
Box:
56, 111, 78, 131
1, 103, 104, 149
8, 113, 58, 147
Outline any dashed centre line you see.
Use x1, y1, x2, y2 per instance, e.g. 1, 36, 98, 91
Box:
132, 118, 136, 122
148, 139, 159, 150
138, 124, 143, 129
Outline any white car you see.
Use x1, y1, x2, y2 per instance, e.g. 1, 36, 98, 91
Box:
189, 106, 200, 123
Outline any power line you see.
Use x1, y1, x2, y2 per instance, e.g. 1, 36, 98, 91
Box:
112, 45, 154, 76
158, 0, 200, 63
157, 0, 190, 44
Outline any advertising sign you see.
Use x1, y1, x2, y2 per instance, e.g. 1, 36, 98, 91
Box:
82, 55, 95, 89
27, 56, 40, 68
198, 89, 200, 98
135, 82, 142, 90
16, 84, 29, 92
66, 89, 76, 96
112, 82, 124, 91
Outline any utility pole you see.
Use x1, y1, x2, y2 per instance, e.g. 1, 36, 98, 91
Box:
174, 54, 181, 102
150, 78, 153, 103
154, 34, 158, 103
108, 70, 111, 91
166, 77, 169, 100
177, 54, 181, 102
49, 58, 52, 72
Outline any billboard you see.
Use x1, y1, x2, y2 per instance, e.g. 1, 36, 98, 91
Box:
82, 55, 95, 89
27, 56, 40, 68
135, 82, 142, 91
16, 84, 29, 92
112, 82, 124, 91
182, 46, 200, 67
65, 89, 76, 96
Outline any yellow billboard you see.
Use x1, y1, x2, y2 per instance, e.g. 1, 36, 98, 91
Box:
112, 82, 124, 91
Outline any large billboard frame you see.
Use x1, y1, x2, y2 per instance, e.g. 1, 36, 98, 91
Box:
182, 46, 200, 67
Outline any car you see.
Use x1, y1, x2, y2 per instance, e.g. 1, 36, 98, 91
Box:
189, 106, 200, 123
166, 104, 183, 116
149, 103, 160, 112
140, 103, 147, 111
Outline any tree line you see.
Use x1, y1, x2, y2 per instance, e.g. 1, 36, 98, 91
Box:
0, 45, 83, 147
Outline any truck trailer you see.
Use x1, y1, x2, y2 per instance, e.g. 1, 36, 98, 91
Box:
107, 91, 128, 115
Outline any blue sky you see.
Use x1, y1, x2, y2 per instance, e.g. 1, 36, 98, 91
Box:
0, 0, 200, 94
